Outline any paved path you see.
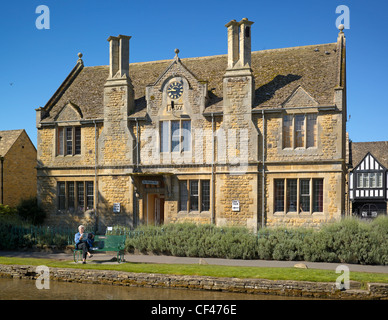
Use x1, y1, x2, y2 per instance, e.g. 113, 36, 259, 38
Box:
1, 250, 388, 274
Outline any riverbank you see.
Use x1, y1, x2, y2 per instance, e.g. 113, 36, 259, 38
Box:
1, 254, 388, 299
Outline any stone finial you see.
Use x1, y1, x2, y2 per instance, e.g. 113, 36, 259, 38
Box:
174, 48, 180, 61
338, 24, 345, 33
77, 52, 83, 64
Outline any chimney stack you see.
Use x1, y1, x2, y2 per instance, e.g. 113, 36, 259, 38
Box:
107, 34, 131, 78
225, 18, 254, 69
225, 20, 239, 69
239, 18, 254, 68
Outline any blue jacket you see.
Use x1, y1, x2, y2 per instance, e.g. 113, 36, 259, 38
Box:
75, 232, 94, 247
74, 232, 82, 245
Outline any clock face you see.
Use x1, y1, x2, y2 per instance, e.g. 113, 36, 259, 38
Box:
167, 81, 183, 99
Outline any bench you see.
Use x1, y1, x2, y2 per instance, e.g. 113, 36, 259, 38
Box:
73, 234, 126, 263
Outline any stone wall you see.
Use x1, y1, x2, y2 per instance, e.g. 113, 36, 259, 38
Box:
216, 173, 257, 230
98, 175, 134, 228
2, 131, 37, 207
1, 264, 387, 300
100, 83, 133, 166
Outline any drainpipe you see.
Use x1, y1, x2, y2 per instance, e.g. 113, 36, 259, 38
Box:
211, 113, 215, 225
0, 156, 3, 205
261, 110, 265, 228
135, 118, 139, 171
93, 121, 98, 232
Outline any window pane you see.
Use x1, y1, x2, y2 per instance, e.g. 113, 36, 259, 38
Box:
306, 114, 317, 148
77, 182, 85, 211
66, 128, 73, 155
300, 179, 310, 212
283, 115, 292, 148
295, 115, 305, 148
274, 179, 284, 212
377, 173, 383, 188
58, 182, 66, 210
86, 182, 94, 209
313, 179, 323, 212
58, 127, 64, 155
189, 180, 199, 211
363, 173, 369, 188
171, 121, 180, 152
75, 127, 81, 155
287, 179, 297, 212
179, 180, 188, 211
369, 173, 376, 188
160, 121, 169, 152
68, 182, 75, 211
201, 180, 210, 211
181, 120, 191, 152
357, 173, 363, 188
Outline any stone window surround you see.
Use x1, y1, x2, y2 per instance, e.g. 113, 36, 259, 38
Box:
281, 113, 318, 150
159, 119, 192, 153
273, 177, 324, 215
56, 125, 81, 157
57, 180, 94, 213
178, 178, 210, 213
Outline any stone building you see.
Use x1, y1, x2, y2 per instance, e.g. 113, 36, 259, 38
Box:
0, 129, 37, 207
36, 19, 348, 231
348, 141, 388, 218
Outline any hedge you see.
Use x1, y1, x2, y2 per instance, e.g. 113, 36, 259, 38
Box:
122, 217, 388, 265
2, 216, 388, 265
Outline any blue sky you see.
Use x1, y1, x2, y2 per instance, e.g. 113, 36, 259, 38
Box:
0, 0, 387, 147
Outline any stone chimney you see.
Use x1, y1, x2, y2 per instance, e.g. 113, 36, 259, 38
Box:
225, 18, 254, 70
239, 18, 254, 68
101, 34, 135, 167
107, 34, 131, 78
225, 20, 239, 69
222, 18, 257, 170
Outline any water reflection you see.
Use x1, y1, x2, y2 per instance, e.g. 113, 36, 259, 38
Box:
0, 278, 308, 300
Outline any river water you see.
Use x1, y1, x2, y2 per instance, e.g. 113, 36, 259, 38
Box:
0, 277, 308, 300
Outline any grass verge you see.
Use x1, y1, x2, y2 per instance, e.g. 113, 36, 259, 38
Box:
1, 256, 388, 285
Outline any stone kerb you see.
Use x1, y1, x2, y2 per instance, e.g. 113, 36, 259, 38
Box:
0, 264, 386, 300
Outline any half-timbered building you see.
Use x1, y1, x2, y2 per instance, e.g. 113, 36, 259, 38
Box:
348, 141, 388, 218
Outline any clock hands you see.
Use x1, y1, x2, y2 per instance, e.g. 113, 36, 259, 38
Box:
168, 81, 183, 99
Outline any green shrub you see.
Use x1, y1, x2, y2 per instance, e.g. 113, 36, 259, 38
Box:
126, 223, 259, 259
0, 204, 21, 224
122, 217, 388, 265
16, 197, 46, 225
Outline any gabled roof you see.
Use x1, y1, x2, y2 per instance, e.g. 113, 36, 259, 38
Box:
0, 129, 24, 157
350, 141, 388, 170
39, 42, 340, 123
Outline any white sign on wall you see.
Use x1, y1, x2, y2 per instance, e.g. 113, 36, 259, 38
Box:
113, 203, 121, 213
232, 200, 240, 212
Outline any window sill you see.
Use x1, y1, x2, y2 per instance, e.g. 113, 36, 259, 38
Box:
299, 211, 312, 216
56, 154, 82, 158
281, 147, 317, 151
178, 210, 209, 214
